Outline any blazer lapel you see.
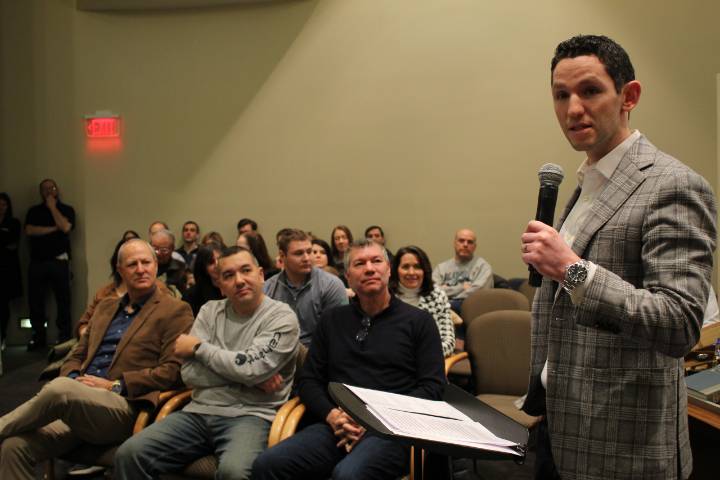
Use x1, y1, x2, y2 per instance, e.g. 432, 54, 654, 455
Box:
571, 136, 655, 257
83, 298, 120, 371
110, 289, 161, 367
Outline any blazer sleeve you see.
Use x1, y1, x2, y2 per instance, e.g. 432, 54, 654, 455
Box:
122, 301, 194, 398
577, 167, 717, 357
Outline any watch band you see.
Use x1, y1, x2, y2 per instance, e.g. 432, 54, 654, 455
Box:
562, 259, 590, 294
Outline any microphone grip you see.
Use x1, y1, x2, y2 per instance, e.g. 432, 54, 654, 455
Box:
528, 184, 559, 287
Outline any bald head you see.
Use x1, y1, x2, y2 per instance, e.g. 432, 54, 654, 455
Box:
454, 229, 477, 262
118, 239, 156, 265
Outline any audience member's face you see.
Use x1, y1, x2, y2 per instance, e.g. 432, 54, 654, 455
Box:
218, 251, 264, 311
238, 224, 254, 235
282, 240, 313, 278
118, 241, 158, 294
397, 253, 423, 290
346, 244, 390, 297
151, 235, 174, 265
39, 180, 58, 200
148, 222, 166, 236
123, 231, 140, 241
366, 228, 385, 246
236, 235, 249, 249
454, 229, 477, 262
182, 223, 199, 244
311, 244, 329, 268
207, 250, 221, 285
333, 229, 350, 254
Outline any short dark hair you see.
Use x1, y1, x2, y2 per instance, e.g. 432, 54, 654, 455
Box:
551, 35, 635, 93
364, 225, 384, 238
236, 218, 258, 232
277, 228, 310, 253
330, 225, 354, 259
390, 245, 435, 297
219, 245, 258, 266
183, 220, 200, 232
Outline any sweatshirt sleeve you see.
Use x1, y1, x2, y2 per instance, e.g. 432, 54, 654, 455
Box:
194, 304, 299, 385
181, 305, 231, 388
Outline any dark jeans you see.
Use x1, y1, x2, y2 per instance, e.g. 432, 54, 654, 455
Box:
535, 417, 561, 480
28, 259, 71, 343
251, 422, 409, 480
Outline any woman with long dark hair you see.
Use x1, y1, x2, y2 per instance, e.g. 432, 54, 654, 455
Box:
236, 231, 279, 279
390, 245, 455, 356
330, 225, 353, 277
0, 192, 21, 348
183, 244, 224, 316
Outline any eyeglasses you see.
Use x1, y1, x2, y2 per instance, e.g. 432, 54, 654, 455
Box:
154, 247, 172, 254
355, 316, 372, 343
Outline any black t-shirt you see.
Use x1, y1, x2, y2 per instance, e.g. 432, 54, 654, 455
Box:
25, 201, 76, 260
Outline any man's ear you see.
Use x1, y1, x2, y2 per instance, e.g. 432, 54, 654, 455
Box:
621, 80, 641, 113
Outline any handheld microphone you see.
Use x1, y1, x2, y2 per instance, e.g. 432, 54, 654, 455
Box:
528, 163, 565, 287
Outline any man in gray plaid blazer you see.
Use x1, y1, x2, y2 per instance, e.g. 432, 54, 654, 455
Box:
520, 35, 716, 480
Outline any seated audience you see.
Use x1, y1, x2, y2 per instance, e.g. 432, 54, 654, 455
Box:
151, 229, 188, 295
201, 231, 227, 249
0, 192, 21, 350
148, 220, 186, 264
237, 218, 258, 235
251, 240, 445, 480
182, 244, 224, 316
176, 220, 200, 269
0, 239, 193, 479
330, 225, 353, 277
237, 231, 280, 279
432, 228, 493, 313
264, 229, 347, 346
365, 224, 394, 264
114, 246, 299, 479
391, 245, 455, 356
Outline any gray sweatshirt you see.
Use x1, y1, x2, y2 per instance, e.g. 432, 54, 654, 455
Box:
181, 296, 299, 422
431, 256, 493, 300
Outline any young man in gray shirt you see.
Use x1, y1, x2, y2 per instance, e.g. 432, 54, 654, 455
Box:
264, 229, 348, 345
114, 246, 299, 480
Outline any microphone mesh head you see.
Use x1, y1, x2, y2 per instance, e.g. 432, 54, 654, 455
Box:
538, 163, 564, 187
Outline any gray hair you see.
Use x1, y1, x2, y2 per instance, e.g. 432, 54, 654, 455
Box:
117, 239, 157, 265
343, 239, 389, 270
150, 228, 175, 245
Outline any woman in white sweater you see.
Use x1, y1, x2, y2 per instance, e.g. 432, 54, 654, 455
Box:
390, 245, 456, 357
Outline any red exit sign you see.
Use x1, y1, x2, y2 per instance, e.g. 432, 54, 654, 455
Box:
85, 114, 120, 138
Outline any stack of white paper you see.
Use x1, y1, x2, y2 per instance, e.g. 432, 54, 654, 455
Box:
346, 385, 522, 456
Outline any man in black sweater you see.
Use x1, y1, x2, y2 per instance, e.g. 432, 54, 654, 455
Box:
251, 240, 445, 480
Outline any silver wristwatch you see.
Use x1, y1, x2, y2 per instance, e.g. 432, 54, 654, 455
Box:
562, 260, 590, 294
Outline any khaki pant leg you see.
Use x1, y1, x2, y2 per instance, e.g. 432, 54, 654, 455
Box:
0, 420, 78, 480
0, 376, 136, 444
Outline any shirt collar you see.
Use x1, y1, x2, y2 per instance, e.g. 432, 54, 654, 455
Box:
576, 130, 641, 186
119, 286, 156, 312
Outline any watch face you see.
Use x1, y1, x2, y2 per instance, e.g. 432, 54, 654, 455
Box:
568, 262, 588, 283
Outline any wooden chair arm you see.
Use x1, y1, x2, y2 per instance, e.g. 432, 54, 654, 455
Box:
444, 352, 469, 376
155, 390, 194, 422
132, 389, 187, 434
279, 403, 306, 442
268, 396, 302, 447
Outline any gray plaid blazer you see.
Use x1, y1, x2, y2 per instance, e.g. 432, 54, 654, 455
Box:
522, 135, 716, 480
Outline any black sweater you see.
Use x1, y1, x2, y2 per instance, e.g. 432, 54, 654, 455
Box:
298, 296, 446, 422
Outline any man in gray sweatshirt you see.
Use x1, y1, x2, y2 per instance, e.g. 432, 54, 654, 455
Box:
114, 246, 299, 480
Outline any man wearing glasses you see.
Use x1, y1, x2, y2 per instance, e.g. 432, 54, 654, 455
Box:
252, 239, 445, 480
150, 229, 187, 295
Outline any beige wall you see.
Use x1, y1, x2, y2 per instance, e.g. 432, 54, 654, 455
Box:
2, 0, 719, 341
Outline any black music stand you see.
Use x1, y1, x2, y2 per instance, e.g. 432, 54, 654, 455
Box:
328, 382, 529, 480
